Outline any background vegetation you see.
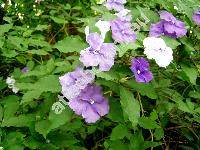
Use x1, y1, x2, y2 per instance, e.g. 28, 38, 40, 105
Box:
0, 0, 200, 149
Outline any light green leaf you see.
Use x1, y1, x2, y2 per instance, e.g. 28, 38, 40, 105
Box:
162, 36, 181, 49
110, 124, 129, 140
48, 107, 73, 130
54, 36, 87, 53
2, 114, 35, 127
117, 42, 141, 57
21, 90, 42, 104
120, 86, 140, 127
138, 117, 159, 129
35, 120, 52, 138
126, 80, 157, 99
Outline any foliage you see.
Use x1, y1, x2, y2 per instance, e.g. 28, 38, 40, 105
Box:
0, 0, 200, 149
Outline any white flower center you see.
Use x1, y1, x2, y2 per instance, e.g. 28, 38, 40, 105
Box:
137, 70, 141, 74
90, 99, 95, 104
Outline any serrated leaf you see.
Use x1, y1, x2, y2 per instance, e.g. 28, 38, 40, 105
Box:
138, 117, 159, 129
21, 90, 42, 104
120, 86, 140, 127
54, 36, 87, 53
110, 124, 129, 140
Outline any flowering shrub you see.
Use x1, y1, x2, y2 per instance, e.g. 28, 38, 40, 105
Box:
0, 0, 200, 149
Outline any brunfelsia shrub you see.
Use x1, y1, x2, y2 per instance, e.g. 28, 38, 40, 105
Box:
0, 0, 200, 149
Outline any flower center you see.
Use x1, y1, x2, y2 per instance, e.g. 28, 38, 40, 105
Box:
137, 70, 141, 74
90, 99, 95, 104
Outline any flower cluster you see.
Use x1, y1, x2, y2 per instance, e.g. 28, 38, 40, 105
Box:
150, 11, 187, 38
59, 68, 109, 123
6, 76, 19, 93
59, 1, 200, 123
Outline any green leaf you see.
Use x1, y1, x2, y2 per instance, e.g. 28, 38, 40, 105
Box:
120, 86, 140, 127
35, 120, 52, 138
154, 128, 164, 140
143, 141, 162, 149
93, 68, 119, 81
21, 90, 42, 104
126, 80, 157, 99
1, 95, 20, 119
138, 117, 159, 129
48, 107, 73, 130
28, 50, 49, 55
182, 65, 198, 85
117, 42, 141, 57
110, 124, 129, 140
0, 37, 5, 48
129, 131, 144, 150
54, 36, 87, 53
162, 36, 180, 49
2, 114, 35, 127
178, 99, 194, 114
50, 16, 68, 24
107, 98, 124, 122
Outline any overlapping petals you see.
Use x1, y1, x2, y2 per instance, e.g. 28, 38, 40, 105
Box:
110, 14, 136, 43
150, 11, 187, 38
80, 33, 116, 71
143, 37, 173, 68
130, 57, 153, 83
59, 67, 95, 100
192, 10, 200, 25
68, 84, 109, 123
105, 0, 127, 11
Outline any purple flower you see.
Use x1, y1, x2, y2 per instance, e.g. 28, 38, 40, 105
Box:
149, 11, 187, 38
59, 67, 95, 100
80, 33, 116, 71
130, 57, 153, 83
110, 16, 136, 43
192, 10, 200, 25
68, 84, 109, 123
21, 67, 29, 73
105, 0, 127, 12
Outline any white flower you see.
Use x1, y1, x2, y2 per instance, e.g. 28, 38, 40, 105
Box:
95, 20, 110, 39
116, 9, 131, 18
6, 76, 15, 86
6, 76, 19, 94
143, 37, 173, 68
85, 26, 90, 38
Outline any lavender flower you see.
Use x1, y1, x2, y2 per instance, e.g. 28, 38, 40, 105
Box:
59, 68, 95, 100
192, 10, 200, 25
68, 84, 109, 123
130, 57, 153, 83
21, 67, 29, 73
110, 15, 136, 43
80, 33, 116, 71
105, 0, 127, 12
149, 11, 187, 38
